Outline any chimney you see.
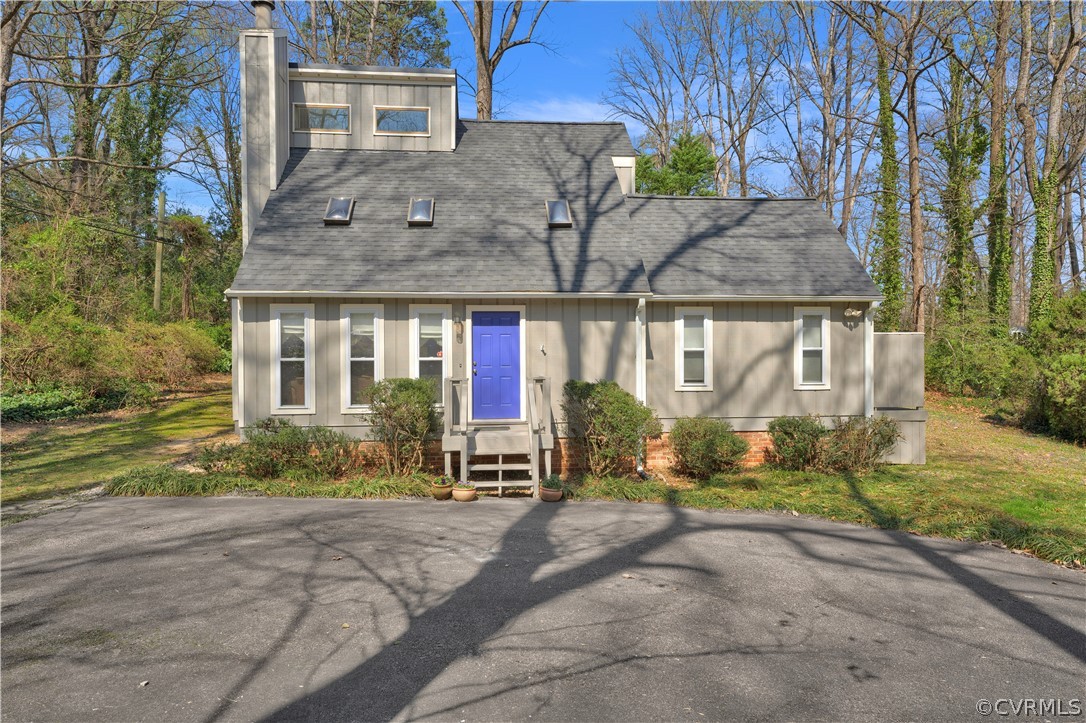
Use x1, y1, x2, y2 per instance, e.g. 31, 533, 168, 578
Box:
240, 0, 288, 252
252, 0, 274, 29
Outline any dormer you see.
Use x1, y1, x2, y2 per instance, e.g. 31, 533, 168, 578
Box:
288, 63, 458, 153
239, 0, 457, 250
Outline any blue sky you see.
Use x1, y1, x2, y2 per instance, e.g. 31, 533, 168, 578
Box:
440, 1, 645, 126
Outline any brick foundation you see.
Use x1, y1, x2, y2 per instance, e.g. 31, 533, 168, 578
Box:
644, 431, 773, 470
358, 432, 775, 480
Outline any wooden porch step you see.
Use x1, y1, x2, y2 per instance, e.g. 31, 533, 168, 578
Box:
468, 462, 533, 472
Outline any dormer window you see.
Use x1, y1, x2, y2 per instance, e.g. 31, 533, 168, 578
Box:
546, 200, 572, 228
408, 197, 434, 226
375, 106, 430, 136
324, 197, 354, 225
293, 103, 350, 134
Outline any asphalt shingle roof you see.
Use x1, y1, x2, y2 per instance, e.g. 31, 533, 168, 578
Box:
624, 195, 881, 298
230, 120, 650, 295
230, 120, 878, 299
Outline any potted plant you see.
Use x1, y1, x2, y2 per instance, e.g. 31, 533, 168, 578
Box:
539, 474, 563, 502
451, 481, 477, 502
431, 475, 454, 500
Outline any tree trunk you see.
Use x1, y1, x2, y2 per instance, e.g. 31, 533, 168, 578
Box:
473, 1, 493, 119
904, 25, 925, 333
986, 0, 1011, 325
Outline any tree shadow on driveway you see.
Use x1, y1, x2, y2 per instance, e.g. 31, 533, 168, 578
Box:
258, 496, 1085, 722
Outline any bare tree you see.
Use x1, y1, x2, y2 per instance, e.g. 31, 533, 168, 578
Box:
1014, 0, 1086, 325
452, 1, 549, 120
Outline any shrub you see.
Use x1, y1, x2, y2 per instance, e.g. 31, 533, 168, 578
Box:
562, 379, 662, 477
197, 418, 362, 481
0, 385, 97, 422
669, 416, 750, 478
926, 309, 1037, 398
1029, 354, 1086, 443
768, 415, 901, 472
766, 415, 827, 470
365, 378, 440, 477
822, 416, 901, 473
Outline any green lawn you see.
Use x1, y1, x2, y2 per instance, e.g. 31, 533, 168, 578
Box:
1, 389, 234, 504
570, 397, 1086, 566
3, 388, 1084, 565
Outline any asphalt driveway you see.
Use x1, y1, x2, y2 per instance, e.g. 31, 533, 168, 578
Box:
2, 497, 1083, 722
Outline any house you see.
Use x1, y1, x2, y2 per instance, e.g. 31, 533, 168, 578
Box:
227, 3, 926, 493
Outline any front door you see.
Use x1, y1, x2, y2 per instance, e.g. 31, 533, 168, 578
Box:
471, 311, 521, 420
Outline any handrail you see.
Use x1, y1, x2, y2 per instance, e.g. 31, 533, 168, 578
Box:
444, 377, 468, 435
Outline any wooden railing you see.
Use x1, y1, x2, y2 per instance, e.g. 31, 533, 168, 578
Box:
443, 377, 469, 436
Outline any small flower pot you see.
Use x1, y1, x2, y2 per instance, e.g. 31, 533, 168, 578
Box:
431, 483, 453, 501
452, 486, 477, 502
539, 486, 563, 502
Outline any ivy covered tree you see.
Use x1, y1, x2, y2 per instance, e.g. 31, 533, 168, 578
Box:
636, 132, 717, 196
935, 54, 988, 316
870, 12, 904, 333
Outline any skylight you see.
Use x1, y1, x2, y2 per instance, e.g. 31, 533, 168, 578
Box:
408, 197, 434, 226
546, 200, 572, 228
324, 197, 354, 225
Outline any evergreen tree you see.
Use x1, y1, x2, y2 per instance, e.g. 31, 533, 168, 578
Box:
636, 133, 717, 196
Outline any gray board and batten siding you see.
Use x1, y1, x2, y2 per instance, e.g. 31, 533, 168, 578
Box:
235, 297, 877, 434
289, 79, 455, 152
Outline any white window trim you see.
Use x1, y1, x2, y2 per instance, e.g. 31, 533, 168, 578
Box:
271, 303, 316, 414
409, 304, 452, 402
340, 304, 384, 414
292, 102, 351, 134
675, 306, 713, 392
373, 105, 431, 137
465, 305, 527, 423
795, 306, 831, 390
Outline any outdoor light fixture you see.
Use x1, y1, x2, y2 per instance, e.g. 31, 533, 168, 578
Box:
453, 314, 464, 343
843, 306, 863, 320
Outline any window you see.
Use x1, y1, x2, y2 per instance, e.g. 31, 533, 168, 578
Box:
794, 306, 830, 389
341, 305, 383, 410
410, 304, 451, 394
374, 106, 430, 136
271, 304, 315, 413
675, 307, 712, 391
407, 197, 434, 226
546, 199, 573, 228
293, 104, 350, 133
324, 197, 354, 225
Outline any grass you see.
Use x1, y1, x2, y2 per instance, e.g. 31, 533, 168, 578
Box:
4, 387, 1083, 566
568, 396, 1086, 567
1, 387, 234, 504
104, 465, 431, 499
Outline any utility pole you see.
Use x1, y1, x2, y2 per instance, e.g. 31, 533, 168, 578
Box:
153, 190, 165, 313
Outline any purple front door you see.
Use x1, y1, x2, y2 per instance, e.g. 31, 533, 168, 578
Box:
472, 311, 520, 419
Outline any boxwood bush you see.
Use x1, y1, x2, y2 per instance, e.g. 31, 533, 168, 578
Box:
198, 417, 362, 481
562, 379, 662, 476
669, 416, 749, 478
365, 378, 440, 477
767, 415, 900, 473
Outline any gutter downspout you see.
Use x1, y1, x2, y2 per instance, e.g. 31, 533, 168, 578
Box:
636, 298, 650, 478
865, 300, 879, 418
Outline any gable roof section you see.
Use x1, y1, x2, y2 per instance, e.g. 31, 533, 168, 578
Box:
624, 195, 881, 299
230, 120, 650, 296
